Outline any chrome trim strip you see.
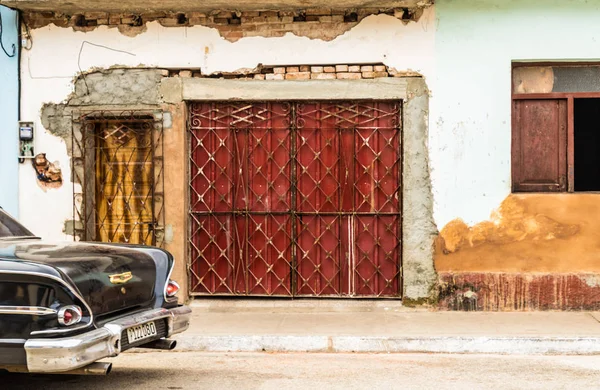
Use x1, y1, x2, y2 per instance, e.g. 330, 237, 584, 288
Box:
24, 305, 191, 373
30, 323, 91, 336
0, 306, 57, 316
0, 270, 94, 334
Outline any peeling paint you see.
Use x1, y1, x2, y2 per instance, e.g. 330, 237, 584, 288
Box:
21, 7, 429, 42
164, 224, 174, 244
438, 196, 580, 255
32, 153, 63, 190
436, 194, 600, 274
63, 219, 83, 235
513, 66, 554, 94
582, 275, 600, 288
162, 112, 173, 129
439, 272, 600, 311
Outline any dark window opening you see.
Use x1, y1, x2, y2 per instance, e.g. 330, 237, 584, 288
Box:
575, 98, 600, 191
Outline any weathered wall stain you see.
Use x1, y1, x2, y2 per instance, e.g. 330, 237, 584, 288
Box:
435, 194, 600, 273
512, 66, 554, 94
438, 196, 579, 254
439, 272, 600, 311
437, 194, 600, 310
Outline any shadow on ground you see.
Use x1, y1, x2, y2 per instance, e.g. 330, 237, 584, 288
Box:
1, 368, 185, 390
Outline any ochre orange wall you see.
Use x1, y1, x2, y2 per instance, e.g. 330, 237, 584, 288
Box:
162, 102, 189, 303
435, 194, 600, 273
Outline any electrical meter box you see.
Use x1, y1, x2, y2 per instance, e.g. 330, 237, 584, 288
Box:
18, 121, 35, 162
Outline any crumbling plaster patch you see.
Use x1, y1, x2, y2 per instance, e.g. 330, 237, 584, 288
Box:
21, 7, 428, 41
70, 68, 165, 105
41, 103, 72, 141
1, 0, 433, 13
434, 194, 600, 275
401, 78, 437, 302
438, 196, 580, 255
31, 153, 63, 190
42, 68, 166, 165
22, 11, 435, 81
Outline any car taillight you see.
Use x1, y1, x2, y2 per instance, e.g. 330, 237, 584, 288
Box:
58, 305, 82, 326
166, 280, 180, 297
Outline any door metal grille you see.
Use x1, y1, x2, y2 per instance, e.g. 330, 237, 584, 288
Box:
72, 111, 165, 247
188, 101, 402, 297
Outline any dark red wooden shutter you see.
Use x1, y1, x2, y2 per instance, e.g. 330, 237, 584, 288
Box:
512, 99, 567, 192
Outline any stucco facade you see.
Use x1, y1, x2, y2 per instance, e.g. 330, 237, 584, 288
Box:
13, 8, 436, 302
5, 0, 600, 308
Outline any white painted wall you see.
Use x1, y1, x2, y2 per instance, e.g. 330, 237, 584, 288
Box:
19, 9, 435, 240
433, 0, 600, 228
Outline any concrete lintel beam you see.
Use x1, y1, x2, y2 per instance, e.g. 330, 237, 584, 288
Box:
179, 78, 409, 101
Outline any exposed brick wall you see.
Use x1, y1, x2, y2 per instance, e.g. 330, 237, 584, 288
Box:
162, 63, 421, 80
23, 7, 425, 41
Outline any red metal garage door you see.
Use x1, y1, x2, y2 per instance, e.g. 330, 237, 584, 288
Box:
188, 101, 402, 297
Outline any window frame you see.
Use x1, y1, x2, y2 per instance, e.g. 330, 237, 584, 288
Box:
512, 62, 600, 193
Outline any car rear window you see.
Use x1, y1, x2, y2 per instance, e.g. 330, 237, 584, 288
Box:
0, 281, 56, 307
0, 209, 35, 238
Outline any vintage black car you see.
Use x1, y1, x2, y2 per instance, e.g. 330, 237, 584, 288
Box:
0, 207, 191, 375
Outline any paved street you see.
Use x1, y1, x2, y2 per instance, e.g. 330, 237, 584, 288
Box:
4, 351, 600, 390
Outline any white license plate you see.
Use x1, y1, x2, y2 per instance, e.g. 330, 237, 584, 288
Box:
126, 321, 157, 344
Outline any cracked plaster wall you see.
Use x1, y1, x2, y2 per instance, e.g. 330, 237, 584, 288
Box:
20, 8, 436, 299
21, 7, 435, 233
20, 8, 426, 41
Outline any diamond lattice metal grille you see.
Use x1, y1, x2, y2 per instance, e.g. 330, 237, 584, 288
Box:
189, 101, 401, 297
72, 111, 165, 247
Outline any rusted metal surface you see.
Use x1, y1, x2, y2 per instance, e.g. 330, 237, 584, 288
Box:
439, 272, 600, 311
188, 101, 402, 297
72, 111, 165, 246
512, 99, 567, 192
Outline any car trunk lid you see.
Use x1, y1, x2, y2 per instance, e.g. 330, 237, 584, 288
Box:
0, 241, 157, 316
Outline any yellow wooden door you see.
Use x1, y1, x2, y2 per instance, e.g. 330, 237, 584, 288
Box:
95, 120, 155, 245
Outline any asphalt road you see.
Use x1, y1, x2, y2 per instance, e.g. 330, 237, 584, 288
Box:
4, 352, 600, 390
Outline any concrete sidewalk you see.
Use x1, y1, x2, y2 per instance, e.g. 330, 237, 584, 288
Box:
169, 300, 600, 355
